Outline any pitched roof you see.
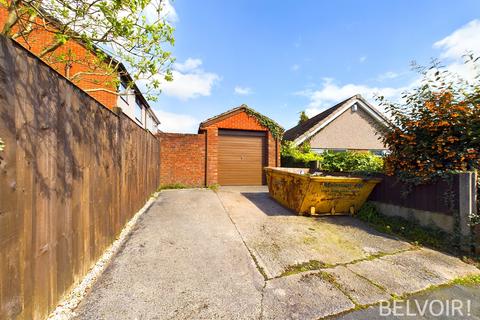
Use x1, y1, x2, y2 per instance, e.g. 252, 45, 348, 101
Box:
199, 104, 283, 132
10, 7, 159, 122
283, 94, 390, 144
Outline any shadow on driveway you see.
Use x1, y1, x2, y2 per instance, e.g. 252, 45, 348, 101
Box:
241, 191, 401, 242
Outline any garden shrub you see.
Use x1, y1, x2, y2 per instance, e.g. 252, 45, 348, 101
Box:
281, 141, 322, 168
377, 55, 480, 181
376, 55, 480, 234
281, 141, 384, 172
320, 151, 383, 173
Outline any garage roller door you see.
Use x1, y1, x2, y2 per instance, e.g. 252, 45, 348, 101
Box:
218, 132, 265, 186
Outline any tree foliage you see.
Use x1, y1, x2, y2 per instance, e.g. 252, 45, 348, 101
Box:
298, 111, 309, 124
0, 0, 175, 99
377, 55, 480, 180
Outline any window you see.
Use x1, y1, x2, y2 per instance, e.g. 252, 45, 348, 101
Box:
134, 98, 143, 124
371, 149, 390, 156
119, 80, 128, 103
146, 113, 157, 132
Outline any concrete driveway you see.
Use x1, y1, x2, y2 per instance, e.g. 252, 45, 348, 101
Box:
74, 187, 480, 320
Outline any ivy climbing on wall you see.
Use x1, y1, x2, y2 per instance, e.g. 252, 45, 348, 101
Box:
244, 106, 284, 139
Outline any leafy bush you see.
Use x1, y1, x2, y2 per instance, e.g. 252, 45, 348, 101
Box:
281, 141, 322, 167
320, 151, 384, 173
281, 142, 384, 172
377, 55, 480, 180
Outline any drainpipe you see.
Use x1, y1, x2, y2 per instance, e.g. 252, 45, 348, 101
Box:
204, 129, 208, 187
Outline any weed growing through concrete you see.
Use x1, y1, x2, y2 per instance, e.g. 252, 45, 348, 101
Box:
208, 183, 220, 192
357, 203, 453, 249
281, 260, 330, 277
157, 183, 189, 191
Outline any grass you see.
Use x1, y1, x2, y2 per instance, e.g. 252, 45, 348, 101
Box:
450, 273, 480, 286
281, 260, 330, 277
357, 203, 454, 249
157, 183, 189, 191
357, 202, 480, 268
208, 183, 220, 192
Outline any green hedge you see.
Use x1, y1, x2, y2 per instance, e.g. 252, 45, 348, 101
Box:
280, 141, 383, 173
320, 150, 383, 173
281, 141, 321, 168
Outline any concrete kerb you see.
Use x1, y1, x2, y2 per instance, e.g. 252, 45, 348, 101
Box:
47, 192, 161, 320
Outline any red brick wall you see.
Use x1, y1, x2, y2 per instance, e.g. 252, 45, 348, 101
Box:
158, 133, 206, 186
0, 6, 118, 109
267, 131, 281, 167
207, 111, 268, 131
205, 127, 219, 186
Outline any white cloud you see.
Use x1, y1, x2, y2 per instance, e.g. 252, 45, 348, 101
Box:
291, 64, 300, 71
376, 71, 400, 81
160, 0, 178, 23
296, 20, 480, 118
175, 58, 202, 72
295, 78, 408, 117
434, 20, 480, 60
141, 0, 178, 25
155, 110, 198, 133
359, 56, 367, 63
161, 58, 220, 100
433, 19, 480, 83
234, 86, 253, 95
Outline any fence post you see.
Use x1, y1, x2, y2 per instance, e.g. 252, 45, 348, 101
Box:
458, 172, 477, 251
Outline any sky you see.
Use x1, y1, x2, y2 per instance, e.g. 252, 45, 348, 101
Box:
151, 0, 480, 133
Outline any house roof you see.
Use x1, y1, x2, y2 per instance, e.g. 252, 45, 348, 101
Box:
199, 104, 283, 132
283, 94, 390, 145
11, 6, 160, 123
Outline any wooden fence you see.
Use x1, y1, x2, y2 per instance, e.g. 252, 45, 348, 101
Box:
369, 174, 460, 215
0, 37, 160, 319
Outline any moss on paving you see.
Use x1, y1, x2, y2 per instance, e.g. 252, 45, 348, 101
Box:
318, 273, 480, 320
357, 202, 480, 267
280, 260, 331, 277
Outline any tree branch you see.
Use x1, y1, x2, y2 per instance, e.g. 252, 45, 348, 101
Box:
38, 39, 64, 57
1, 0, 22, 36
84, 87, 121, 95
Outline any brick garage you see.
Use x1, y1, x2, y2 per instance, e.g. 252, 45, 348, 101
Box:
158, 105, 281, 186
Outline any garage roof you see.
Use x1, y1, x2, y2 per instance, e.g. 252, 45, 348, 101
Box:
199, 104, 283, 134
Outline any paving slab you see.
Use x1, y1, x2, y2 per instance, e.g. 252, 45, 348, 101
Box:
74, 189, 264, 320
336, 284, 480, 319
347, 248, 480, 297
217, 188, 412, 278
262, 272, 355, 320
324, 265, 391, 305
380, 248, 480, 281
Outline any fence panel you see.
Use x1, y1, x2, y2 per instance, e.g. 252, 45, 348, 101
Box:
369, 174, 459, 215
0, 37, 161, 320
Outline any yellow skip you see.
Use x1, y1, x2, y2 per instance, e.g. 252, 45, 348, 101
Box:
264, 167, 382, 216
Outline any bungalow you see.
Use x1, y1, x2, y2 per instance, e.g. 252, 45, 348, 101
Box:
0, 5, 160, 133
283, 95, 390, 155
